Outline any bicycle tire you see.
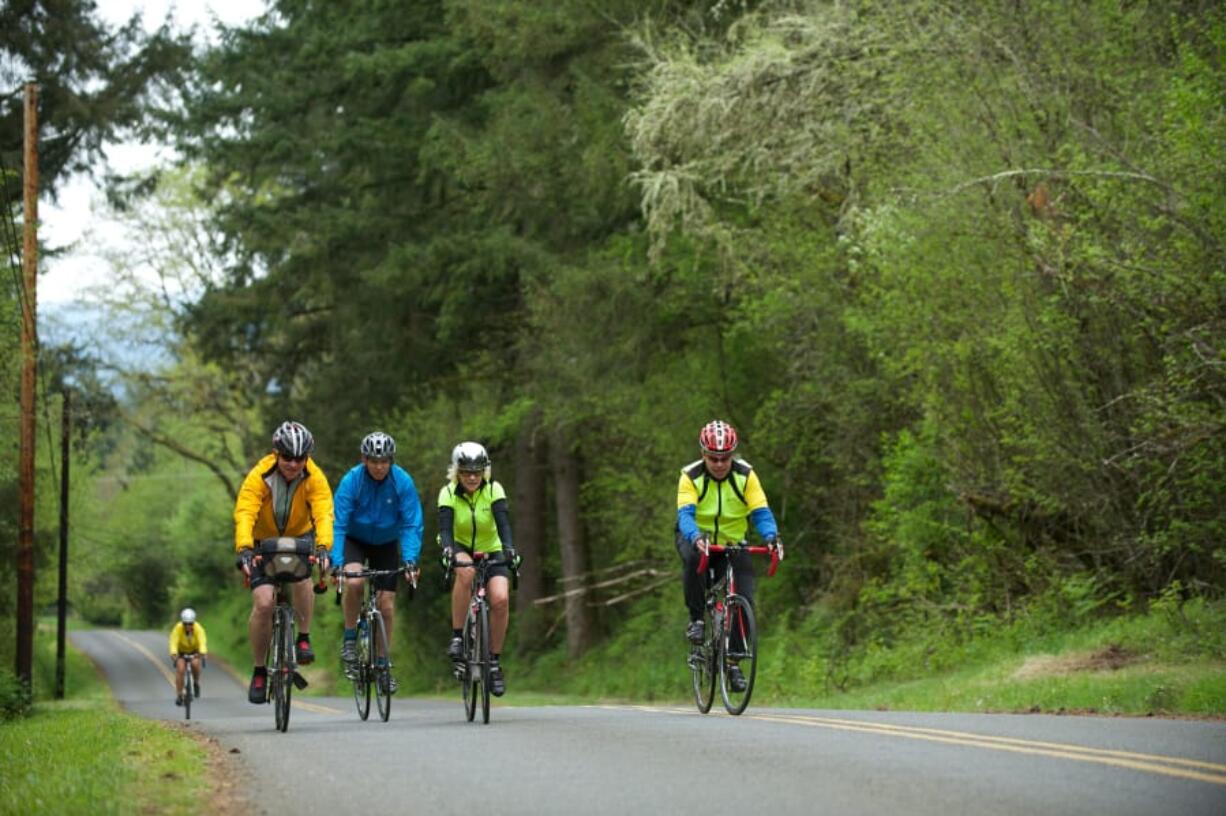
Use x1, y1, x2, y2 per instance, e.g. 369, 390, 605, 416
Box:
353, 616, 372, 721
373, 611, 392, 722
462, 608, 478, 722
274, 606, 294, 732
479, 601, 491, 724
719, 595, 757, 715
183, 667, 193, 721
690, 603, 717, 714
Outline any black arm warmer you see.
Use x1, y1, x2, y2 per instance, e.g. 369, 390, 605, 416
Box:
438, 505, 455, 550
492, 499, 514, 551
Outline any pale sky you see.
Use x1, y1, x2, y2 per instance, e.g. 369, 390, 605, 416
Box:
40, 0, 263, 305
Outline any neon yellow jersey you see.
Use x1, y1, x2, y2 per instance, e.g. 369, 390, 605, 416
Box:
438, 480, 507, 554
676, 459, 769, 545
168, 622, 208, 656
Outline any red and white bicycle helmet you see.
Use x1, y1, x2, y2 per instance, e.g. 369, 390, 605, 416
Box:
698, 420, 738, 455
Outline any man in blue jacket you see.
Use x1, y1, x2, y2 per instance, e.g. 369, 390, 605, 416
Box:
332, 431, 423, 692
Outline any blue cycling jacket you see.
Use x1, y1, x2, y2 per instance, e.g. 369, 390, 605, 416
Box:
331, 463, 423, 565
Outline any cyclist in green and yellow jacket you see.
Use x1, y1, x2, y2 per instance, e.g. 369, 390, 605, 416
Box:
676, 420, 783, 691
438, 442, 518, 696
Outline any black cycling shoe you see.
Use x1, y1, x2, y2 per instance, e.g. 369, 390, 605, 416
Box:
446, 636, 464, 662
193, 678, 201, 698
175, 695, 184, 707
248, 671, 268, 704
726, 663, 748, 693
489, 662, 506, 697
295, 637, 315, 665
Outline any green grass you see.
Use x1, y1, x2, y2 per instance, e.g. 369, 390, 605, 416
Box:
0, 618, 219, 816
0, 702, 211, 815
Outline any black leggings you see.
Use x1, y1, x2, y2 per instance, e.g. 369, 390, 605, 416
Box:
675, 532, 755, 622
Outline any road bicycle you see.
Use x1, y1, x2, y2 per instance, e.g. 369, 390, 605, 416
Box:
336, 566, 415, 722
445, 552, 516, 724
689, 542, 779, 716
254, 537, 327, 732
173, 652, 202, 720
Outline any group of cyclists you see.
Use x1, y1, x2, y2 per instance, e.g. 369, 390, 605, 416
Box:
171, 417, 782, 707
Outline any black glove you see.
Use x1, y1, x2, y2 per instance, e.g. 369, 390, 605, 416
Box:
236, 549, 255, 573
504, 547, 521, 570
439, 547, 452, 571
402, 560, 419, 581
766, 535, 785, 562
314, 547, 330, 571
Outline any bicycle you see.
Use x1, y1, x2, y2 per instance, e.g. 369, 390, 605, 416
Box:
689, 541, 779, 716
173, 652, 202, 720
335, 566, 415, 722
253, 536, 327, 732
445, 551, 516, 724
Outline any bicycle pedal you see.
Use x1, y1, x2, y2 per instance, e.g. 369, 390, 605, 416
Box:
291, 671, 309, 690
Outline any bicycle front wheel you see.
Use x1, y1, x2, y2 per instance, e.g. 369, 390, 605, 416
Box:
462, 609, 478, 722
274, 607, 294, 732
373, 611, 392, 722
353, 618, 372, 721
690, 603, 717, 714
478, 601, 491, 724
183, 669, 193, 721
719, 595, 758, 715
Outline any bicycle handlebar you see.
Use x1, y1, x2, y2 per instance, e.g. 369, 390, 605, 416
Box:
696, 543, 780, 578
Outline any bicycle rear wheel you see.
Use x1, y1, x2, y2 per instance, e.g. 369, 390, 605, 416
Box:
478, 602, 491, 724
274, 607, 294, 732
373, 611, 392, 722
183, 669, 193, 721
719, 595, 757, 715
690, 603, 717, 714
352, 617, 372, 721
462, 609, 478, 722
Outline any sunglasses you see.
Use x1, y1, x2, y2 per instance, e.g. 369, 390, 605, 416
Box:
703, 453, 732, 463
280, 454, 307, 463
458, 469, 484, 476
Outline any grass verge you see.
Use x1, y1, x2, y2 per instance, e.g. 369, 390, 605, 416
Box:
0, 701, 212, 815
0, 618, 233, 816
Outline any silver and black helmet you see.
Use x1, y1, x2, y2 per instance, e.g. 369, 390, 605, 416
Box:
272, 420, 314, 458
361, 431, 396, 459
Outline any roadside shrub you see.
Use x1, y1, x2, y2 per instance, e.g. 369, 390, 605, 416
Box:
0, 668, 32, 720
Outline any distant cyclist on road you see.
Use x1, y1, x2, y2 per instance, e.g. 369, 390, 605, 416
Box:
332, 431, 423, 693
234, 420, 334, 704
676, 420, 783, 692
169, 607, 207, 706
438, 442, 518, 696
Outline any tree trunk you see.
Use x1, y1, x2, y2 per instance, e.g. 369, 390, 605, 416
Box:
513, 410, 546, 621
550, 426, 593, 658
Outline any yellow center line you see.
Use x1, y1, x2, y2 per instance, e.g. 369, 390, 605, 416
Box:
597, 704, 1226, 787
760, 713, 1226, 775
110, 631, 176, 688
746, 714, 1226, 787
111, 631, 342, 714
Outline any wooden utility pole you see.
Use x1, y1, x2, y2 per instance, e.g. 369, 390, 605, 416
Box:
55, 390, 70, 699
16, 83, 38, 687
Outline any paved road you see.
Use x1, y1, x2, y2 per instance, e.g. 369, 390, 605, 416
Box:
72, 630, 1226, 815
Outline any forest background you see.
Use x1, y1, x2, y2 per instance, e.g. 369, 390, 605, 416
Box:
2, 0, 1224, 714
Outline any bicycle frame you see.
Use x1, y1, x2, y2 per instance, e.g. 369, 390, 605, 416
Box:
251, 539, 326, 733
448, 552, 503, 724
690, 542, 779, 715
337, 566, 409, 722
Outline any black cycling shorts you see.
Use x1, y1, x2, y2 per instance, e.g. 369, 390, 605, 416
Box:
342, 537, 401, 592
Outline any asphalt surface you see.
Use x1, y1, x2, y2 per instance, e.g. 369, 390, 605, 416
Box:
72, 629, 1226, 815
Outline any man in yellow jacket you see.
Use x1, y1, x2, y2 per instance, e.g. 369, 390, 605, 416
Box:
234, 420, 334, 704
168, 607, 207, 706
